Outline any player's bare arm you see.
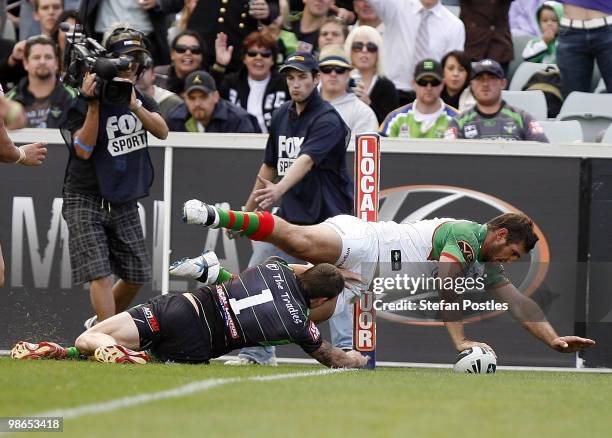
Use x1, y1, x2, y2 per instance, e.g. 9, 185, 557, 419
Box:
0, 98, 47, 165
438, 255, 496, 354
309, 340, 368, 368
489, 282, 596, 353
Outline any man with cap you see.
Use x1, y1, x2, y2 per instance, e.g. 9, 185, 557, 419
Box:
446, 59, 549, 142
318, 44, 378, 135
60, 25, 170, 329
379, 58, 458, 138
166, 70, 260, 133
224, 51, 354, 366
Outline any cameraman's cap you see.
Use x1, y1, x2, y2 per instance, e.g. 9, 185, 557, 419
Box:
414, 59, 443, 82
185, 70, 216, 95
318, 45, 351, 69
279, 52, 319, 73
471, 58, 505, 80
107, 33, 147, 54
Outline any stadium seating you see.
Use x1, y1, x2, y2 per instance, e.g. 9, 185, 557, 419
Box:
501, 90, 548, 121
509, 62, 557, 91
556, 92, 612, 142
538, 120, 583, 143
507, 34, 533, 83
601, 125, 612, 144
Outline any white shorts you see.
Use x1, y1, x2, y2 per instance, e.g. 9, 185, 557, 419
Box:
322, 215, 438, 298
322, 215, 380, 295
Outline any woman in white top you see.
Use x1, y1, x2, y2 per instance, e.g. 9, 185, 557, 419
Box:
344, 25, 398, 124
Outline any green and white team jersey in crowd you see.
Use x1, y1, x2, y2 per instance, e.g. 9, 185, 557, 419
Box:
445, 101, 549, 142
323, 215, 509, 297
379, 101, 458, 139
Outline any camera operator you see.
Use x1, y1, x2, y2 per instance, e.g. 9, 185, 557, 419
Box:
60, 26, 168, 328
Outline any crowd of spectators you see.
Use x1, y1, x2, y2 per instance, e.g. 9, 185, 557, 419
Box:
0, 0, 610, 136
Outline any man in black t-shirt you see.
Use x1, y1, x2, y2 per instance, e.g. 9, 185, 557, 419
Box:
11, 251, 368, 368
60, 26, 169, 330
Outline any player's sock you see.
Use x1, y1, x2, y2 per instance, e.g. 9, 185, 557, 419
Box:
66, 346, 80, 359
214, 208, 275, 241
198, 267, 233, 284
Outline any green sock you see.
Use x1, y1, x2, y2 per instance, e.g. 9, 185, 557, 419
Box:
215, 209, 262, 236
216, 268, 233, 284
66, 346, 80, 359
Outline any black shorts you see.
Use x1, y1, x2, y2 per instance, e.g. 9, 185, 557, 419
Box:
127, 293, 212, 363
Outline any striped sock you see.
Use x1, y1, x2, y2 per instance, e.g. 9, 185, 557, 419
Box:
211, 207, 274, 240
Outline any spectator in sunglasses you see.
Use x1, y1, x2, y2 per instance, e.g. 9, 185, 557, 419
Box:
211, 30, 288, 133
379, 58, 457, 138
344, 25, 397, 124
154, 30, 206, 96
318, 44, 377, 135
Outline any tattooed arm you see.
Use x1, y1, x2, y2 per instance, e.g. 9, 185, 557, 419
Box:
309, 341, 368, 368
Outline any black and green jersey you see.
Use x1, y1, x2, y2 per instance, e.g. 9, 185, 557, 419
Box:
445, 101, 549, 142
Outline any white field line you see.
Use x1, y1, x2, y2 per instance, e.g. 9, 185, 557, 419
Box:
3, 350, 611, 373
18, 368, 352, 424
216, 355, 612, 373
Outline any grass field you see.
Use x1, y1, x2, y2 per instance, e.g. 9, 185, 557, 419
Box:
1, 358, 611, 438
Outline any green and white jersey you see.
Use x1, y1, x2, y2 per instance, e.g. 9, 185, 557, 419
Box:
372, 218, 508, 288
379, 101, 458, 139
325, 215, 509, 296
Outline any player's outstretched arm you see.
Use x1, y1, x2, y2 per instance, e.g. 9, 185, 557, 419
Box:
438, 256, 496, 355
490, 282, 596, 353
309, 341, 368, 368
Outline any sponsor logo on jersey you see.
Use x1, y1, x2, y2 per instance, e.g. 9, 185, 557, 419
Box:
277, 135, 303, 175
308, 320, 320, 341
464, 124, 478, 138
106, 114, 148, 157
280, 292, 302, 324
457, 240, 474, 263
216, 286, 240, 339
503, 121, 516, 134
142, 306, 160, 333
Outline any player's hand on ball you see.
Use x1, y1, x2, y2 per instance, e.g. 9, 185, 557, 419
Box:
550, 336, 596, 353
457, 340, 496, 359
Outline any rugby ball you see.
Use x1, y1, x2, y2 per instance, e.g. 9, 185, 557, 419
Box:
453, 347, 497, 374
